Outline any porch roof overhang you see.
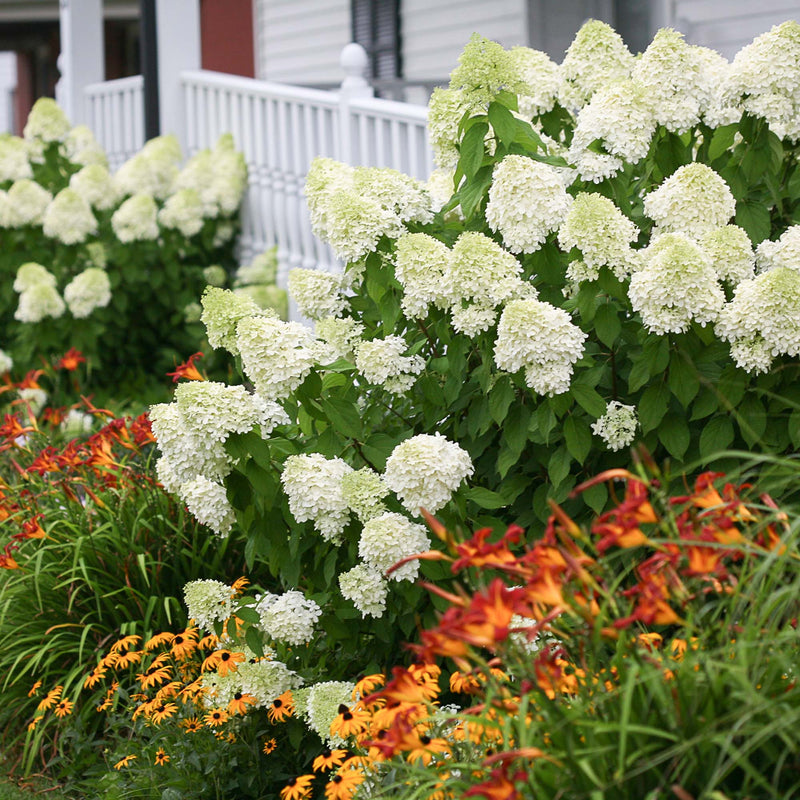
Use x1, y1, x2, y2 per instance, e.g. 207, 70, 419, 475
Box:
0, 0, 138, 23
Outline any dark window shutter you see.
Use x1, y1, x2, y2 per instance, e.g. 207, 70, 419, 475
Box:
351, 0, 401, 81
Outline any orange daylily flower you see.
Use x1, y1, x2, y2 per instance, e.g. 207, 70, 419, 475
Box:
167, 352, 205, 382
55, 349, 86, 371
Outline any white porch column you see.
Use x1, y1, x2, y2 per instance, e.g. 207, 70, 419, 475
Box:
155, 0, 200, 149
57, 0, 104, 126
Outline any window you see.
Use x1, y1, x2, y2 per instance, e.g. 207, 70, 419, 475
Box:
351, 0, 401, 82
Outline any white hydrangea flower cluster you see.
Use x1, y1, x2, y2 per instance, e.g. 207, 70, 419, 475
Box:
643, 163, 735, 241
183, 579, 233, 630
23, 98, 71, 144
13, 263, 65, 323
235, 658, 301, 709
629, 233, 725, 334
288, 268, 347, 320
631, 29, 708, 133
174, 134, 248, 217
755, 226, 800, 273
302, 681, 356, 745
722, 21, 800, 142
174, 381, 261, 443
158, 188, 205, 237
339, 563, 388, 619
42, 188, 98, 245
701, 225, 755, 285
180, 474, 236, 536
449, 34, 525, 105
63, 268, 111, 318
393, 233, 450, 319
314, 316, 364, 361
358, 512, 431, 582
111, 193, 160, 242
716, 267, 800, 373
281, 453, 354, 541
425, 169, 458, 214
0, 135, 32, 182
558, 192, 640, 280
341, 467, 388, 523
201, 287, 273, 355
442, 232, 527, 336
485, 156, 572, 254
0, 349, 12, 375
559, 20, 635, 111
5, 180, 52, 227
305, 158, 432, 263
694, 47, 740, 128
237, 315, 319, 400
64, 124, 107, 167
383, 433, 474, 515
115, 134, 181, 199
591, 401, 638, 451
354, 336, 425, 394
494, 298, 587, 395
569, 79, 655, 176
510, 46, 560, 118
60, 409, 94, 435
254, 590, 322, 646
427, 87, 480, 170
69, 164, 119, 210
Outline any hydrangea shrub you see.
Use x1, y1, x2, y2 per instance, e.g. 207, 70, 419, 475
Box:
0, 99, 253, 391
152, 21, 800, 700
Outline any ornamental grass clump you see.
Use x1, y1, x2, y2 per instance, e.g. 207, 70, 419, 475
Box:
0, 99, 250, 394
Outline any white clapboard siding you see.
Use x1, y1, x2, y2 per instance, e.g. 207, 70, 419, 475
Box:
181, 69, 432, 288
671, 0, 800, 58
401, 0, 527, 81
254, 0, 350, 84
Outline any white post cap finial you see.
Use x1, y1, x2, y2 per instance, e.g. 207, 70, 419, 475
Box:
340, 43, 373, 97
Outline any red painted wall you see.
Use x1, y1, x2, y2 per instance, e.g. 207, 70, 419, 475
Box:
200, 0, 255, 78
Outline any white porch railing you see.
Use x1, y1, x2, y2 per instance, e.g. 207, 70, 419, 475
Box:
83, 75, 145, 171
83, 47, 433, 287
181, 69, 432, 284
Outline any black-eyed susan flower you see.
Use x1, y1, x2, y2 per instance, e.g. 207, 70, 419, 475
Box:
54, 698, 74, 718
204, 707, 229, 727
27, 680, 42, 697
27, 716, 43, 731
181, 716, 203, 733
280, 774, 314, 800
36, 685, 62, 712
228, 691, 257, 715
113, 755, 136, 770
110, 634, 141, 654
144, 631, 175, 651
137, 664, 172, 690
352, 673, 384, 700
329, 704, 371, 739
114, 649, 142, 669
149, 702, 178, 724
267, 690, 294, 723
170, 629, 199, 660
202, 649, 245, 677
262, 737, 277, 754
154, 748, 170, 766
84, 666, 107, 689
313, 749, 348, 772
325, 767, 365, 800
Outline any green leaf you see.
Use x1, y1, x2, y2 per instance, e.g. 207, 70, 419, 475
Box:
690, 389, 719, 421
658, 413, 690, 460
582, 482, 608, 514
489, 375, 516, 424
321, 394, 363, 440
571, 383, 607, 417
639, 383, 670, 434
594, 303, 621, 348
667, 353, 700, 407
547, 445, 571, 487
235, 606, 261, 624
627, 357, 650, 394
736, 200, 771, 244
564, 416, 592, 463
735, 394, 767, 446
464, 487, 509, 509
699, 415, 735, 459
536, 402, 557, 445
789, 409, 800, 449
459, 121, 489, 179
488, 102, 518, 146
642, 336, 670, 375
708, 124, 738, 161
458, 164, 493, 220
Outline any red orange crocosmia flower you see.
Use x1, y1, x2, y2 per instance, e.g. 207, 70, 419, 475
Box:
463, 766, 525, 800
55, 348, 86, 371
167, 352, 205, 383
452, 525, 524, 571
373, 666, 440, 705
